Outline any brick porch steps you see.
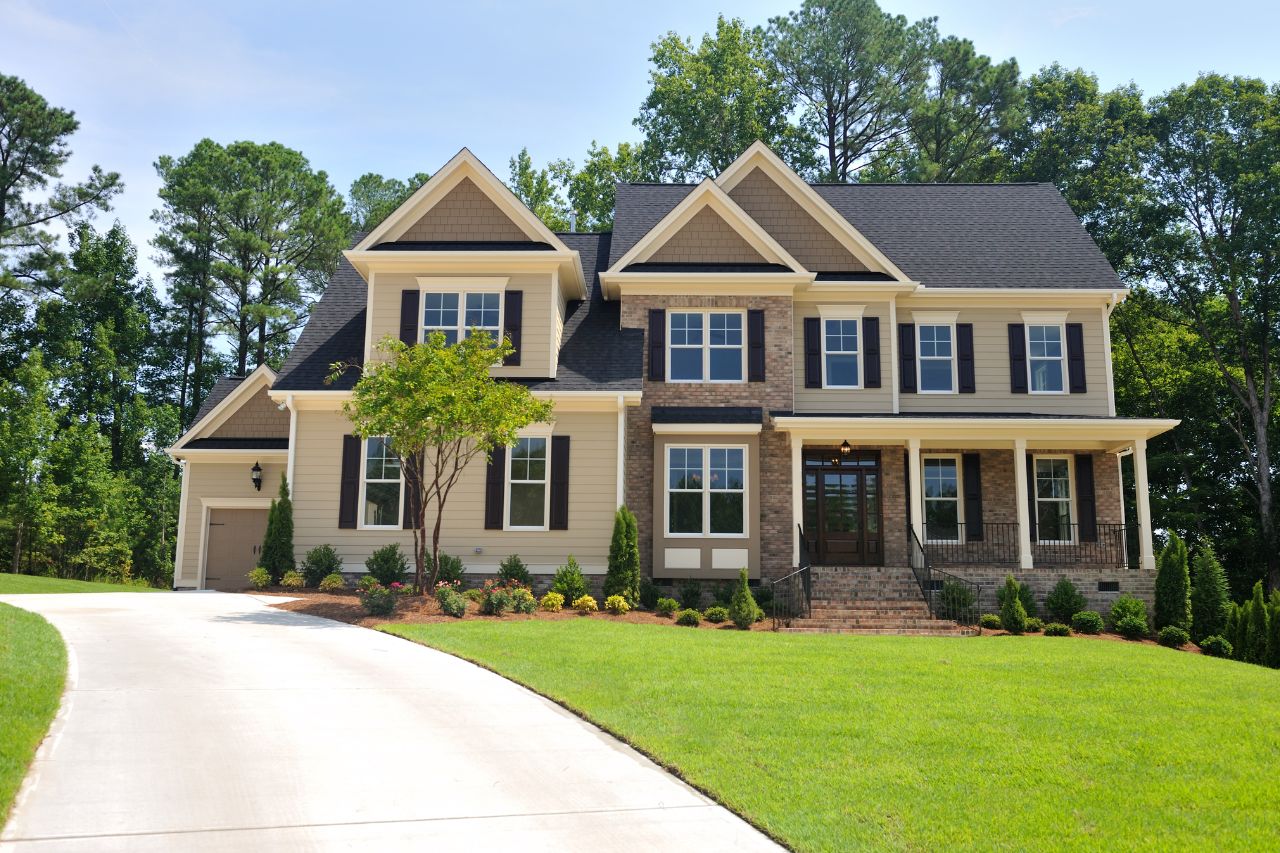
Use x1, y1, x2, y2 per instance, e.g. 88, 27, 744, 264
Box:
780, 564, 977, 635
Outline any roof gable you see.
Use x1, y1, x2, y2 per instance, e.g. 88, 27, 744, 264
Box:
726, 167, 866, 273
172, 364, 279, 450
646, 206, 769, 265
398, 177, 530, 243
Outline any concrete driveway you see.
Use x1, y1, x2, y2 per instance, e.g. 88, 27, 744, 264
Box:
0, 592, 779, 852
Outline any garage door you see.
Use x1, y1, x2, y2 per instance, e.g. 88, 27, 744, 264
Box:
204, 508, 271, 591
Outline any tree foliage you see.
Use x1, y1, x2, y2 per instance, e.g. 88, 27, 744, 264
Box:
1154, 532, 1191, 630
603, 506, 641, 607
1189, 545, 1230, 643
347, 171, 431, 233
260, 474, 295, 583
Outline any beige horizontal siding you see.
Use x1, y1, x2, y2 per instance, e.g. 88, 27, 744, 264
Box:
175, 460, 285, 585
792, 301, 895, 413
368, 271, 556, 378
290, 408, 618, 575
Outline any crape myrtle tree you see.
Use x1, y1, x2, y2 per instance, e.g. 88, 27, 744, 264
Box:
332, 332, 553, 592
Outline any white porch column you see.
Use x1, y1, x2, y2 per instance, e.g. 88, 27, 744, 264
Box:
791, 435, 803, 565
1013, 439, 1034, 569
1133, 437, 1156, 572
907, 438, 923, 542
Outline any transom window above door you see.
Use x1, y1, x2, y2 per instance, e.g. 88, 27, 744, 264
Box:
668, 311, 744, 382
423, 292, 501, 345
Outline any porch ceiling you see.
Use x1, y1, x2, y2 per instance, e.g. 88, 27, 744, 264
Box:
771, 413, 1179, 450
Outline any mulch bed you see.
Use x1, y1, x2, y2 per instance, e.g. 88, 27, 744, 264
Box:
255, 588, 772, 630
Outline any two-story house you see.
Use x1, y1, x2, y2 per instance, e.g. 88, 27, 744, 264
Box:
168, 143, 1177, 621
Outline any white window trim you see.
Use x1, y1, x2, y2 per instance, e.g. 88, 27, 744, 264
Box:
504, 430, 553, 532
358, 437, 404, 531
417, 277, 508, 346
1033, 454, 1075, 544
819, 305, 865, 390
922, 454, 964, 544
1025, 322, 1067, 395
916, 321, 958, 395
665, 310, 747, 384
664, 444, 750, 539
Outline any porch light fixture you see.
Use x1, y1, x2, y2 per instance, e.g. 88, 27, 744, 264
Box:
251, 461, 263, 491
840, 440, 852, 457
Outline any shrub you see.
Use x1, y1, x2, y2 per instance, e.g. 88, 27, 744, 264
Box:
979, 613, 1002, 630
497, 554, 531, 586
428, 552, 465, 585
1043, 622, 1071, 637
1269, 599, 1280, 669
713, 582, 734, 606
1154, 533, 1191, 630
511, 587, 537, 614
996, 576, 1037, 618
675, 608, 701, 627
678, 578, 702, 610
655, 597, 679, 617
728, 568, 762, 629
1116, 614, 1148, 640
1157, 625, 1191, 648
539, 591, 564, 612
573, 594, 598, 614
1244, 581, 1270, 665
1044, 577, 1087, 624
280, 570, 305, 589
260, 474, 295, 583
436, 585, 466, 618
551, 557, 588, 603
301, 544, 343, 587
247, 567, 271, 590
318, 572, 345, 593
603, 506, 641, 607
463, 587, 484, 603
1190, 546, 1231, 643
1025, 616, 1044, 633
1230, 602, 1248, 661
356, 574, 380, 593
359, 583, 397, 617
1198, 635, 1233, 658
1071, 610, 1104, 634
366, 543, 408, 586
639, 577, 660, 610
604, 594, 630, 615
703, 605, 730, 624
937, 579, 977, 621
481, 579, 524, 616
753, 583, 773, 610
1110, 594, 1148, 633
999, 575, 1028, 635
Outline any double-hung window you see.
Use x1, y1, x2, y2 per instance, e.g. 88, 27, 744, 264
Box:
1027, 323, 1065, 393
667, 446, 746, 536
918, 324, 955, 392
422, 290, 502, 345
506, 436, 548, 530
922, 456, 961, 542
668, 312, 744, 382
1034, 456, 1073, 542
362, 436, 402, 528
822, 319, 860, 388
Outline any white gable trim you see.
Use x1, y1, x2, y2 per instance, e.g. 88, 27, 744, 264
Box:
607, 179, 805, 274
171, 364, 277, 451
715, 141, 912, 282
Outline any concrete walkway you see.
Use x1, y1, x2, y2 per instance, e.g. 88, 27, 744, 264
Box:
0, 592, 779, 852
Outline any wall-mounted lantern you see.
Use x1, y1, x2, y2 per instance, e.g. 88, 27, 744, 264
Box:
251, 461, 263, 491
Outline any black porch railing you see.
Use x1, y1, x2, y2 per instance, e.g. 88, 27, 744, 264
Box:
770, 525, 812, 629
908, 525, 981, 626
1033, 523, 1131, 568
924, 522, 1020, 565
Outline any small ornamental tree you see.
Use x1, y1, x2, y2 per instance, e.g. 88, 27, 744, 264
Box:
999, 575, 1028, 634
333, 332, 553, 592
1154, 533, 1191, 630
728, 567, 762, 629
1189, 546, 1230, 643
260, 474, 294, 583
603, 506, 641, 607
1244, 581, 1270, 665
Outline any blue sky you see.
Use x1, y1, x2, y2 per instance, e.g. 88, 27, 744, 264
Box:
5, 0, 1279, 283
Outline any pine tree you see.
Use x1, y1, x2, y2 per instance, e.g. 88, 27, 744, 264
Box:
1267, 599, 1280, 669
1154, 533, 1191, 630
603, 506, 641, 606
259, 474, 294, 582
1000, 574, 1028, 634
1189, 546, 1230, 643
1244, 582, 1270, 665
729, 568, 761, 629
1225, 604, 1242, 660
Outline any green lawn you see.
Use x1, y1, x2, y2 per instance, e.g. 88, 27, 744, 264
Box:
0, 573, 161, 594
0, 603, 67, 827
384, 620, 1280, 852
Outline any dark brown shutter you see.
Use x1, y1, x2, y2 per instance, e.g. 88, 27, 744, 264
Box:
1025, 455, 1037, 541
803, 317, 821, 388
402, 451, 422, 530
503, 290, 523, 366
962, 453, 983, 540
1009, 324, 1028, 393
957, 323, 975, 393
339, 435, 360, 529
898, 323, 916, 393
550, 436, 570, 530
1066, 322, 1086, 393
399, 290, 419, 346
1075, 453, 1097, 542
747, 309, 766, 382
648, 309, 665, 381
484, 447, 506, 530
863, 316, 881, 388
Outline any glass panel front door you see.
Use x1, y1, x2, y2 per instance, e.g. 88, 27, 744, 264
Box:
802, 450, 883, 565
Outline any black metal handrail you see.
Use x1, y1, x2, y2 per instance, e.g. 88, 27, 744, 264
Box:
769, 526, 812, 629
1032, 523, 1131, 568
908, 525, 981, 626
924, 522, 1020, 565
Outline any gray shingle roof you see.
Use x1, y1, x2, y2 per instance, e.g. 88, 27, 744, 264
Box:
611, 182, 1123, 289
274, 236, 369, 392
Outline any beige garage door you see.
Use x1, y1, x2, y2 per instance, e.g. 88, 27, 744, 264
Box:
204, 508, 271, 591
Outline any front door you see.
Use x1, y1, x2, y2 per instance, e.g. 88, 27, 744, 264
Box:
204, 508, 270, 591
803, 450, 882, 565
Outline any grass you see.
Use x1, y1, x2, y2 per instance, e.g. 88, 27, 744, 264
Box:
383, 620, 1280, 852
0, 573, 161, 594
0, 603, 67, 827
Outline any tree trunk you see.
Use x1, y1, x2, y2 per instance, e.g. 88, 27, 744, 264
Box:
11, 521, 22, 574
256, 315, 267, 369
